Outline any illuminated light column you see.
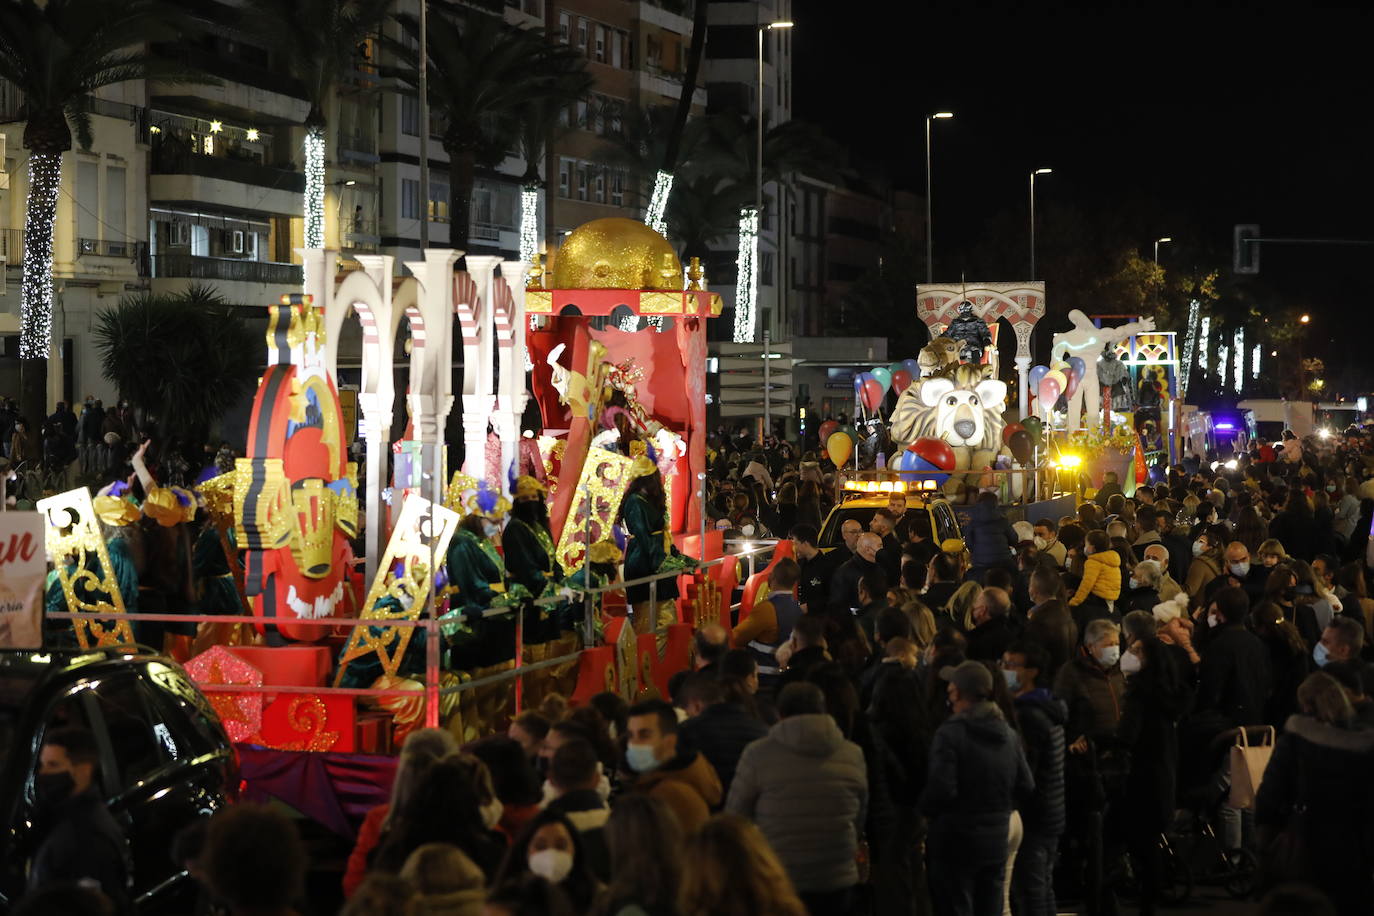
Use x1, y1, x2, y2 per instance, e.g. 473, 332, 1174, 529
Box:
1218, 344, 1229, 387
645, 170, 673, 235
733, 207, 759, 343
519, 187, 540, 264
304, 128, 326, 250
1198, 315, 1211, 374
1252, 344, 1261, 380
1233, 328, 1244, 393
1179, 298, 1200, 396
20, 151, 60, 359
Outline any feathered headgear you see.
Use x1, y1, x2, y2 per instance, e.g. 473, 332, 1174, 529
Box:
466, 480, 511, 520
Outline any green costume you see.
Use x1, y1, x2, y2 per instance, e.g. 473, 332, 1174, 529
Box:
444, 528, 530, 670
503, 515, 565, 643
193, 525, 243, 615
621, 492, 695, 603
44, 537, 139, 646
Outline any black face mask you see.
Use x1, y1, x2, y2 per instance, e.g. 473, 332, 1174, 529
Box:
34, 770, 75, 806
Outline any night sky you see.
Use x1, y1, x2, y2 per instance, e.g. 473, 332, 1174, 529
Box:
794, 3, 1374, 339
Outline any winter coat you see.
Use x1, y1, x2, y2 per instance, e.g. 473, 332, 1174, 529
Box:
965, 615, 1022, 663
1268, 510, 1320, 562
1118, 658, 1191, 832
26, 789, 129, 908
1053, 651, 1124, 746
1196, 623, 1272, 730
633, 750, 722, 835
1014, 689, 1067, 837
727, 713, 868, 893
678, 702, 769, 803
828, 554, 878, 616
344, 804, 388, 896
966, 500, 1017, 569
920, 701, 1035, 848
1069, 550, 1121, 606
544, 788, 611, 882
1024, 601, 1077, 681
1255, 715, 1374, 913
1185, 551, 1223, 598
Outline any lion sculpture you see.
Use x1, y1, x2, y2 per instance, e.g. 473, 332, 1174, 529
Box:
890, 364, 1010, 499
917, 336, 961, 378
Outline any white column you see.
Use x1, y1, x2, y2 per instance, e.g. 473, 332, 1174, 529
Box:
496, 260, 529, 494
463, 256, 502, 480
1015, 355, 1031, 422
358, 396, 388, 585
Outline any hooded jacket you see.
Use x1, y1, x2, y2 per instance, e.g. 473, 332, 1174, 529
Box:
1069, 549, 1122, 606
633, 750, 722, 835
967, 500, 1017, 568
920, 701, 1035, 843
1014, 689, 1068, 836
726, 713, 868, 893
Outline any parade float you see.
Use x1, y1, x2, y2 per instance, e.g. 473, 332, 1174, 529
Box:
38, 218, 736, 760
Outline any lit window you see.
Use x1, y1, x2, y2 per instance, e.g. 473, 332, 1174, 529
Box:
558, 11, 570, 42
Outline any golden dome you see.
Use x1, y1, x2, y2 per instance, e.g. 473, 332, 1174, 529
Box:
551, 218, 682, 290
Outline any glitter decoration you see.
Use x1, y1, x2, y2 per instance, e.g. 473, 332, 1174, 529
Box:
1233, 328, 1244, 393
645, 169, 673, 236
304, 127, 326, 250
185, 646, 265, 743
1197, 315, 1210, 376
520, 187, 540, 263
550, 218, 681, 290
554, 447, 636, 575
37, 487, 135, 648
733, 207, 759, 343
21, 151, 61, 359
281, 695, 340, 752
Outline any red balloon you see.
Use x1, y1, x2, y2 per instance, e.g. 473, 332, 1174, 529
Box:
911, 437, 956, 471
1001, 422, 1026, 447
861, 378, 884, 412
1064, 365, 1083, 399
1038, 376, 1062, 406
817, 419, 839, 445
891, 369, 914, 394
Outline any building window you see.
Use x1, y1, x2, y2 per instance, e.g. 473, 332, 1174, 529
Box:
575, 164, 588, 201
401, 94, 419, 136
760, 252, 774, 287
610, 170, 624, 206
401, 178, 421, 220
558, 11, 570, 42
428, 181, 449, 222
575, 99, 588, 129
577, 18, 588, 51
612, 30, 623, 68
595, 25, 606, 62
593, 168, 605, 204
558, 158, 572, 198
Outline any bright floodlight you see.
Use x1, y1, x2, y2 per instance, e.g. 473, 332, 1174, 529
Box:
767, 20, 794, 28
1035, 168, 1053, 175
1300, 314, 1311, 323
933, 111, 954, 119
1156, 236, 1172, 243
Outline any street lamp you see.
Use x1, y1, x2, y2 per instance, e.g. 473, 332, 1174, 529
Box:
1300, 313, 1311, 324
925, 111, 953, 283
1154, 236, 1172, 263
755, 19, 792, 426
1029, 168, 1051, 278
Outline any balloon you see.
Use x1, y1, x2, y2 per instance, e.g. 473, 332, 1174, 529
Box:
1038, 375, 1062, 407
853, 372, 870, 394
870, 367, 893, 394
1007, 429, 1034, 465
1002, 422, 1026, 447
827, 431, 853, 467
891, 369, 914, 394
860, 378, 885, 412
888, 361, 906, 377
817, 420, 839, 445
1021, 415, 1044, 445
1064, 363, 1083, 399
1068, 356, 1086, 381
1029, 364, 1049, 394
902, 358, 920, 379
896, 447, 950, 487
1044, 368, 1067, 392
838, 425, 859, 444
911, 436, 957, 472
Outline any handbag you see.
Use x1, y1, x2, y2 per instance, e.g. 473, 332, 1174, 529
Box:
1228, 725, 1276, 809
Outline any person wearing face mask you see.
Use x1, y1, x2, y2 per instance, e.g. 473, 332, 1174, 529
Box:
1206, 541, 1266, 607
1053, 620, 1125, 916
444, 484, 532, 677
25, 726, 129, 908
1124, 557, 1163, 614
493, 809, 601, 913
1263, 565, 1322, 649
541, 738, 612, 881
1142, 544, 1184, 602
1313, 617, 1366, 672
1117, 635, 1193, 916
1032, 518, 1067, 568
1067, 530, 1121, 629
620, 458, 694, 640
502, 476, 564, 610
624, 700, 722, 835
1184, 525, 1226, 599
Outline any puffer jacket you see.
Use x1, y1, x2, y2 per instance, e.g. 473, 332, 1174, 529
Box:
727, 713, 868, 893
966, 500, 1017, 568
1053, 650, 1125, 745
1014, 689, 1067, 837
920, 701, 1035, 846
1069, 549, 1122, 606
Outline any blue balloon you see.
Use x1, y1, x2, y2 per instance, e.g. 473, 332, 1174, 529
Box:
902, 358, 920, 379
1068, 356, 1086, 379
1029, 364, 1050, 392
853, 371, 872, 393
895, 448, 950, 487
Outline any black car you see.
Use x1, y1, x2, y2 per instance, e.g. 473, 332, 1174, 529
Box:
0, 646, 236, 913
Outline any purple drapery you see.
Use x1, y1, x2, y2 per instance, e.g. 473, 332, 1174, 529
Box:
235, 744, 397, 838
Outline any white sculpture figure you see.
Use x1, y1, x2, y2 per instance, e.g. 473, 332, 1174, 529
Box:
1050, 310, 1155, 431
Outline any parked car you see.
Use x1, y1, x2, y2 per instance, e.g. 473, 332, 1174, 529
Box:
0, 645, 235, 913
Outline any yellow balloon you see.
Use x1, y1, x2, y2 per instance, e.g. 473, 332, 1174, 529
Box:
1045, 368, 1068, 390
827, 431, 854, 467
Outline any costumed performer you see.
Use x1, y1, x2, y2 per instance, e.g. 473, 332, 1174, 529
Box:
561, 539, 623, 642
444, 482, 532, 672
503, 475, 565, 645
44, 486, 142, 647
618, 455, 695, 642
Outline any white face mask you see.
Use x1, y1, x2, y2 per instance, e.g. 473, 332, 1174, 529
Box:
1033, 535, 1047, 549
1095, 644, 1120, 667
1120, 650, 1143, 676
1207, 612, 1221, 629
1192, 540, 1206, 557
483, 520, 501, 538
480, 798, 504, 830
528, 848, 574, 884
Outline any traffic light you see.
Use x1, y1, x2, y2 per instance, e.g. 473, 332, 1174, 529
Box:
1234, 224, 1260, 274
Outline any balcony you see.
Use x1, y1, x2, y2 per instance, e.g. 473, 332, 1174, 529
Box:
152, 142, 304, 191
152, 253, 302, 286
149, 46, 309, 124
341, 219, 379, 253
79, 238, 133, 258
0, 229, 20, 265
150, 139, 303, 217
337, 129, 379, 164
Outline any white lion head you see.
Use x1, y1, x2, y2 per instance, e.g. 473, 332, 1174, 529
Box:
916, 376, 1007, 448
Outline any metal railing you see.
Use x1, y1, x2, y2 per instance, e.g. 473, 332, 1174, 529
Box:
46, 540, 773, 732
79, 238, 133, 258
0, 229, 20, 264
151, 253, 302, 285
471, 222, 504, 241
337, 130, 377, 156
152, 143, 305, 193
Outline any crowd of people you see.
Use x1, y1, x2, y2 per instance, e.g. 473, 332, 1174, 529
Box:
22, 422, 1374, 916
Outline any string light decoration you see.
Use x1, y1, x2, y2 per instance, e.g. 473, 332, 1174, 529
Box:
1179, 298, 1200, 395
20, 152, 61, 359
1218, 343, 1229, 387
1197, 315, 1210, 375
519, 187, 540, 264
732, 207, 759, 343
1233, 328, 1244, 393
303, 128, 326, 249
1252, 344, 1261, 380
644, 170, 673, 236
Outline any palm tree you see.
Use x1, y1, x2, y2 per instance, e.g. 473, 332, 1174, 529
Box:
391, 2, 590, 251
94, 285, 260, 443
645, 0, 709, 232
0, 0, 203, 422
516, 81, 591, 261
242, 0, 394, 251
